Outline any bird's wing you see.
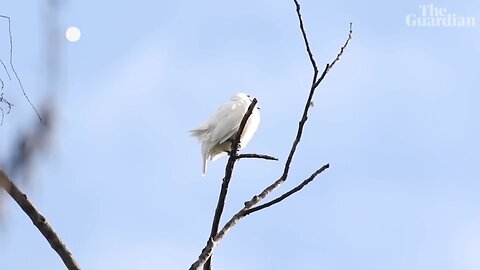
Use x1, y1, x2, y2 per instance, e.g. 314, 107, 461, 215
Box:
239, 106, 260, 149
208, 100, 248, 145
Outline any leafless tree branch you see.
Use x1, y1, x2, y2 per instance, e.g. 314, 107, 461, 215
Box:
0, 93, 13, 126
0, 93, 12, 113
203, 99, 258, 270
190, 1, 353, 268
293, 0, 318, 75
244, 163, 329, 215
0, 107, 4, 126
191, 163, 329, 269
0, 58, 12, 80
0, 169, 81, 270
326, 22, 353, 74
0, 15, 42, 122
236, 153, 278, 161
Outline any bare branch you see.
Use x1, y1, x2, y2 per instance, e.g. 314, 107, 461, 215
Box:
189, 164, 329, 270
0, 169, 81, 270
282, 0, 325, 181
0, 93, 13, 112
191, 1, 352, 268
236, 153, 278, 161
0, 93, 13, 126
0, 107, 4, 126
203, 99, 258, 270
0, 58, 12, 80
244, 163, 329, 215
294, 0, 318, 75
0, 15, 43, 122
313, 23, 353, 89
326, 22, 353, 73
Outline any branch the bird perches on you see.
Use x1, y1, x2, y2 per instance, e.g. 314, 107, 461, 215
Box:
190, 0, 353, 269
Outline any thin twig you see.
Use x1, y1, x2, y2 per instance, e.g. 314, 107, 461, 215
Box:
294, 0, 318, 75
0, 169, 81, 270
326, 22, 353, 73
0, 58, 11, 80
0, 15, 42, 122
0, 93, 13, 126
203, 99, 258, 270
236, 153, 278, 161
0, 107, 4, 126
244, 163, 329, 215
313, 22, 353, 89
0, 93, 13, 112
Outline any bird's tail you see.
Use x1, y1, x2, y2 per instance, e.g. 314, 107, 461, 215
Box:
190, 128, 203, 138
190, 127, 210, 176
190, 127, 209, 142
201, 143, 209, 176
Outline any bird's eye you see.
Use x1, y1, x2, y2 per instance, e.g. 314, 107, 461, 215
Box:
247, 94, 251, 98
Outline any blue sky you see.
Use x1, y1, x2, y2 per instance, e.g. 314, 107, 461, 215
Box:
1, 0, 480, 269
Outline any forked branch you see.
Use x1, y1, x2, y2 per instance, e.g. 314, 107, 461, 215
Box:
244, 163, 330, 215
190, 1, 353, 268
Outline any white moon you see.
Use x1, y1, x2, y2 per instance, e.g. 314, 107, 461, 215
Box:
66, 26, 81, 42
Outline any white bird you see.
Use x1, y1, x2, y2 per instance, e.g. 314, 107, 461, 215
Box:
190, 92, 261, 175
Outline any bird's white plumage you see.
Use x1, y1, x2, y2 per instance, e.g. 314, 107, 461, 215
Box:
190, 92, 260, 175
